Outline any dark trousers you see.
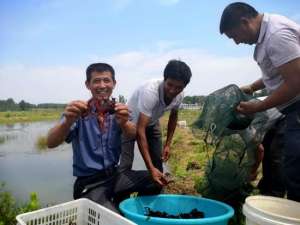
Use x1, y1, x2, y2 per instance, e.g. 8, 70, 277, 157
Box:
258, 102, 300, 202
282, 106, 300, 201
257, 118, 285, 197
119, 122, 163, 172
74, 168, 161, 213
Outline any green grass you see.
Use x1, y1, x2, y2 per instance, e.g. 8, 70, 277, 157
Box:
35, 135, 48, 150
0, 182, 40, 225
0, 109, 62, 124
0, 136, 5, 144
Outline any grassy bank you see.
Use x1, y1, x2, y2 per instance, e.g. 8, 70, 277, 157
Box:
160, 109, 212, 195
0, 109, 62, 124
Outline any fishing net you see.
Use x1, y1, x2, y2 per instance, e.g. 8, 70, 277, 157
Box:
194, 84, 282, 205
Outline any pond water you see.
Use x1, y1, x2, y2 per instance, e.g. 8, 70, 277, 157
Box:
0, 121, 146, 206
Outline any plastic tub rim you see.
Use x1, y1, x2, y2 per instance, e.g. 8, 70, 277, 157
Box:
119, 194, 234, 224
243, 195, 300, 223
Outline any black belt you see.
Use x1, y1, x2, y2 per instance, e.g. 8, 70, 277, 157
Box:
77, 165, 117, 183
77, 165, 118, 195
281, 100, 300, 114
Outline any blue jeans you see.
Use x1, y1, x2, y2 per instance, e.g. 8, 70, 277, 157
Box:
282, 108, 300, 201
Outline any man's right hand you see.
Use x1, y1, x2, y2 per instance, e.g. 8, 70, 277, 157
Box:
63, 100, 88, 125
150, 167, 168, 186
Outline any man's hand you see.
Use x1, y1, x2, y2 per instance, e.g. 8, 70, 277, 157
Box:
64, 100, 88, 125
240, 85, 254, 95
114, 103, 130, 126
236, 101, 263, 115
250, 144, 264, 181
162, 145, 170, 162
47, 100, 87, 148
150, 167, 168, 186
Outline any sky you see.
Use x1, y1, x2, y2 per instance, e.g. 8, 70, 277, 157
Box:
1, 0, 300, 104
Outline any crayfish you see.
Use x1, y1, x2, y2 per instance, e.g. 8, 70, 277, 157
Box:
82, 97, 116, 131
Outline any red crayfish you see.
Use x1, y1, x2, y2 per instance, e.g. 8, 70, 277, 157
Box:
82, 97, 116, 131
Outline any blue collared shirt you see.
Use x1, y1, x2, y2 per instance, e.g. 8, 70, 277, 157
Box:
65, 112, 122, 177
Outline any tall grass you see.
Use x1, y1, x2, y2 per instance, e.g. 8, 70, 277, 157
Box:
0, 109, 62, 124
36, 135, 48, 150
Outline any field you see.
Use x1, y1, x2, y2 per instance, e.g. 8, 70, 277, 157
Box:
0, 109, 62, 124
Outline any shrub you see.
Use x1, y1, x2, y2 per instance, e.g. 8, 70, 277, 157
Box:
0, 183, 40, 225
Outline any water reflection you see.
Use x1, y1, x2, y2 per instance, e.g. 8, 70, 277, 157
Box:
0, 121, 73, 205
0, 121, 146, 206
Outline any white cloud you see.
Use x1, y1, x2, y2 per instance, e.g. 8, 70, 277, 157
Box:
0, 47, 261, 104
0, 64, 89, 104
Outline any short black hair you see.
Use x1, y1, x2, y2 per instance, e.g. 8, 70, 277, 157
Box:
86, 63, 115, 82
163, 60, 192, 86
220, 2, 259, 34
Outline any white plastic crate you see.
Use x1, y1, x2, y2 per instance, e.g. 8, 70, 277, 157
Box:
16, 198, 137, 225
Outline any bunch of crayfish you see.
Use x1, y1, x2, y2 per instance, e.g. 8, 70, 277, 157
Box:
81, 97, 116, 131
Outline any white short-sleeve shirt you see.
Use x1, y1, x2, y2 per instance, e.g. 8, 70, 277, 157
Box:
254, 13, 300, 110
128, 79, 184, 126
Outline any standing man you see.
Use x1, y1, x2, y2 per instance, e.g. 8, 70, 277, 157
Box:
47, 63, 160, 212
220, 2, 300, 201
119, 60, 192, 186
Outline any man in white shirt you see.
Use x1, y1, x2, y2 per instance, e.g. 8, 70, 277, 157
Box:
119, 60, 192, 186
220, 2, 300, 201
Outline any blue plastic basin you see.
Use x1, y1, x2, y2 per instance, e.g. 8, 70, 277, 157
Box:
119, 194, 234, 225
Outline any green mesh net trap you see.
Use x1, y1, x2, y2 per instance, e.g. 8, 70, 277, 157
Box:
194, 84, 282, 204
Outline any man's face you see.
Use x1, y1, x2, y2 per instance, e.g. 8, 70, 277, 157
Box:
163, 78, 186, 102
85, 71, 116, 100
225, 22, 256, 45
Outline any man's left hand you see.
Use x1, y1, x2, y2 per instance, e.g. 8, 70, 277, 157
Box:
236, 101, 262, 115
114, 103, 129, 125
162, 145, 170, 162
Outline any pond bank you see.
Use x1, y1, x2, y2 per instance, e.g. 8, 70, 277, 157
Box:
0, 110, 62, 124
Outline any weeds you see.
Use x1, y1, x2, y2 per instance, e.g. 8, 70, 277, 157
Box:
0, 182, 40, 225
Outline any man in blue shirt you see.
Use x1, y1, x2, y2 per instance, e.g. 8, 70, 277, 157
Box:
47, 63, 160, 212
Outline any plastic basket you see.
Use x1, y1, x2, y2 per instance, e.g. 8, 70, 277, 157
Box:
16, 198, 137, 225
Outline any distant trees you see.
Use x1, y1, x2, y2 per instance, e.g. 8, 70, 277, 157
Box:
182, 95, 206, 106
0, 98, 19, 111
0, 95, 206, 111
0, 98, 66, 112
37, 103, 66, 109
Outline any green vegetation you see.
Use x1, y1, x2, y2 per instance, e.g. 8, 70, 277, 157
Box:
0, 136, 5, 144
36, 135, 48, 150
160, 109, 211, 194
0, 183, 40, 225
182, 95, 206, 105
160, 109, 253, 225
0, 109, 62, 124
0, 98, 65, 112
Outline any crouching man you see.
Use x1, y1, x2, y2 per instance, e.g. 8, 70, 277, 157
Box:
47, 63, 161, 212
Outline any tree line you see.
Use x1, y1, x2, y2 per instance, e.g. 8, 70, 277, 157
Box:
0, 98, 66, 112
0, 95, 206, 112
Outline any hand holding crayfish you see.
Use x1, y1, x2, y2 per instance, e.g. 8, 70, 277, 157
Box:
63, 100, 88, 125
